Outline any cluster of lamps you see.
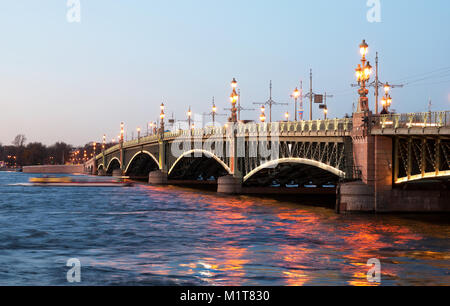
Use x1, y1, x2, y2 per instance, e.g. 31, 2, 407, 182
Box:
113, 47, 396, 145
380, 83, 393, 114
355, 40, 372, 112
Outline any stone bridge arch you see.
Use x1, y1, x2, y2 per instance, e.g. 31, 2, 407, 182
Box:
106, 157, 121, 175
124, 151, 160, 179
243, 157, 345, 187
168, 149, 232, 180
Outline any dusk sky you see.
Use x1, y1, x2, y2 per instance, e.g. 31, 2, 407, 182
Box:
1, 0, 449, 146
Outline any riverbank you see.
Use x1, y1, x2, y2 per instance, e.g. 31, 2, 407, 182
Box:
22, 165, 84, 174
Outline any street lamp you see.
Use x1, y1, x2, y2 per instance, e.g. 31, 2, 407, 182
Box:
120, 122, 124, 142
137, 127, 141, 139
187, 106, 192, 130
260, 106, 266, 123
160, 103, 165, 133
380, 84, 393, 114
229, 78, 238, 123
355, 40, 372, 112
148, 122, 153, 135
212, 102, 217, 127
292, 87, 300, 121
102, 134, 106, 151
285, 111, 290, 122
323, 107, 328, 120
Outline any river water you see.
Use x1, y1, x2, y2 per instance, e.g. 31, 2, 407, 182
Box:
0, 172, 448, 286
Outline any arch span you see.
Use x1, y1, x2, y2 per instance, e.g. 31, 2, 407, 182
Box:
124, 151, 160, 174
169, 149, 231, 176
124, 151, 160, 179
244, 158, 345, 183
168, 149, 231, 181
106, 157, 121, 174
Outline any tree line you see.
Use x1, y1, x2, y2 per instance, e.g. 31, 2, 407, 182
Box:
0, 134, 99, 167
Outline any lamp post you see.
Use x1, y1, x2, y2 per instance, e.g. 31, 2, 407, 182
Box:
160, 103, 165, 134
187, 106, 192, 130
137, 127, 141, 139
323, 107, 328, 120
229, 78, 238, 123
102, 134, 106, 151
380, 82, 392, 114
285, 111, 290, 122
355, 40, 373, 112
212, 101, 217, 127
260, 106, 266, 123
120, 122, 124, 143
291, 87, 300, 121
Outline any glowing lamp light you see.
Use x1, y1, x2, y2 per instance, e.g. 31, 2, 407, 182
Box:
231, 78, 237, 89
355, 64, 362, 81
359, 39, 368, 57
387, 96, 392, 106
293, 87, 300, 99
384, 83, 391, 94
212, 105, 217, 113
363, 62, 372, 80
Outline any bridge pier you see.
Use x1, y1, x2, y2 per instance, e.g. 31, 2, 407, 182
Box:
339, 112, 450, 212
112, 169, 123, 177
217, 175, 242, 194
98, 168, 106, 176
148, 170, 168, 185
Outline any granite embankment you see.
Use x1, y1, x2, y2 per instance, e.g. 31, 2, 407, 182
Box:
22, 165, 84, 174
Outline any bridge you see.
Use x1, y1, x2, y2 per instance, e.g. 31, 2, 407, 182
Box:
86, 111, 450, 213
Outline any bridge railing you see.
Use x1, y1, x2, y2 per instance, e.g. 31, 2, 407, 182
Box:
375, 111, 450, 129
96, 118, 353, 159
170, 118, 353, 137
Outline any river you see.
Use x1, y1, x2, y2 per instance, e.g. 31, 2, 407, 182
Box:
0, 172, 448, 286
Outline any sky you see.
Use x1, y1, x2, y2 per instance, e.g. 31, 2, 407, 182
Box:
0, 0, 449, 146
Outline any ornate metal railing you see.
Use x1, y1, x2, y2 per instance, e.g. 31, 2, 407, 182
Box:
166, 118, 353, 138
96, 118, 353, 159
375, 111, 450, 129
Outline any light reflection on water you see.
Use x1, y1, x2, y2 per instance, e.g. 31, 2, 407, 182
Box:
0, 172, 449, 286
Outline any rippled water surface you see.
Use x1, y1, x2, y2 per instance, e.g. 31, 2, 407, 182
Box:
0, 172, 449, 286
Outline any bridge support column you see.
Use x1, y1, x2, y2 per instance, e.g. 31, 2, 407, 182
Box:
340, 113, 396, 213
148, 170, 168, 185
217, 175, 242, 194
373, 135, 393, 211
112, 169, 122, 177
98, 168, 106, 176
